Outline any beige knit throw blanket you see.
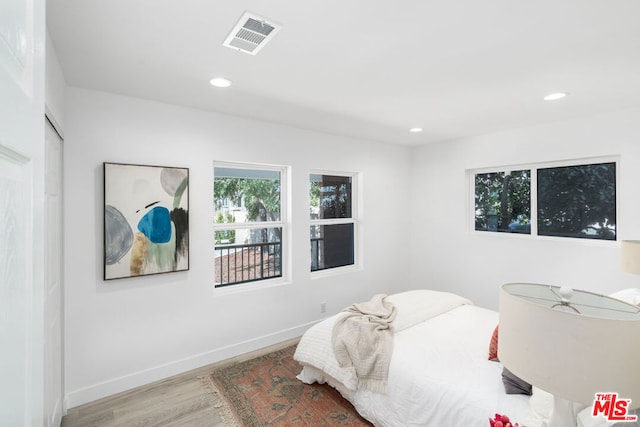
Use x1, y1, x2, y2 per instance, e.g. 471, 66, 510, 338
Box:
332, 294, 397, 393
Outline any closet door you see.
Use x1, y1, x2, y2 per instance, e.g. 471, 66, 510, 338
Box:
0, 0, 46, 424
44, 118, 63, 427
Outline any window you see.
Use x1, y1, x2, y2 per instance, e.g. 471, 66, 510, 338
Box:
214, 163, 286, 287
472, 159, 617, 240
537, 162, 616, 240
310, 172, 356, 272
475, 169, 531, 234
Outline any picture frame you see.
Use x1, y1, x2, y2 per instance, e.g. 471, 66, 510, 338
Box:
103, 162, 189, 280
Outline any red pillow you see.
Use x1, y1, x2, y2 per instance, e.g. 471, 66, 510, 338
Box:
488, 325, 499, 361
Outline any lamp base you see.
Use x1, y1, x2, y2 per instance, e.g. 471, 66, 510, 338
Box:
548, 396, 586, 427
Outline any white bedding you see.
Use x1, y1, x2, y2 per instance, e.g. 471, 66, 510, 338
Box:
294, 290, 551, 427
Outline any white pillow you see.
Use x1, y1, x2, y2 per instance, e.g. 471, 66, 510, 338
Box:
386, 289, 472, 332
608, 288, 640, 306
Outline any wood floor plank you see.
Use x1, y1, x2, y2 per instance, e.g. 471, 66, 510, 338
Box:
61, 338, 299, 427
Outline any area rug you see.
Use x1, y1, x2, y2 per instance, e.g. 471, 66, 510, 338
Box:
201, 344, 373, 426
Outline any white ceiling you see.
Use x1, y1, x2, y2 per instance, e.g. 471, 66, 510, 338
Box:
47, 1, 640, 146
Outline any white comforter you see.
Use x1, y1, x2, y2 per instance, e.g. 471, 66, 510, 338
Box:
294, 290, 550, 427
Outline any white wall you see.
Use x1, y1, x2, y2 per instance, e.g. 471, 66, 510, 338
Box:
63, 87, 412, 407
45, 30, 66, 131
409, 108, 640, 310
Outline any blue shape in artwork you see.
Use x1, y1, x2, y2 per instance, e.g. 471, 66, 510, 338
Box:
138, 206, 172, 244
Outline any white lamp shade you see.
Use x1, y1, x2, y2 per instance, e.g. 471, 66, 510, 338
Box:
622, 240, 640, 274
499, 285, 640, 407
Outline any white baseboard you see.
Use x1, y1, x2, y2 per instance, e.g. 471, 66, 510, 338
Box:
64, 321, 318, 409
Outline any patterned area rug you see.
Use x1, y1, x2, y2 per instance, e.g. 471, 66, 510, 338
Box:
202, 344, 373, 426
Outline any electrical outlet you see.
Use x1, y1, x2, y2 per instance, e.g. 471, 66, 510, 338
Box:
320, 302, 327, 313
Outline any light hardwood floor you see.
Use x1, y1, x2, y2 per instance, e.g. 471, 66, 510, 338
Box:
61, 338, 299, 427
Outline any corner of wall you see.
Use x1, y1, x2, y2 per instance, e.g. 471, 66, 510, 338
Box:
46, 29, 67, 135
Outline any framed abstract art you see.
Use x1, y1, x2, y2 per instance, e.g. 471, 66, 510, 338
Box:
103, 162, 189, 280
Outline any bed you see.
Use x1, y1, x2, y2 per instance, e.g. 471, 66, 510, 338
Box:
293, 289, 553, 427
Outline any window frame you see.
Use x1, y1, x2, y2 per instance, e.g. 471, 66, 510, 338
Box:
213, 161, 290, 290
469, 156, 619, 243
309, 170, 359, 277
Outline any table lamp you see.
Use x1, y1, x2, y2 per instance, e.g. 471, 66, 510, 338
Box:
499, 283, 640, 427
621, 240, 640, 275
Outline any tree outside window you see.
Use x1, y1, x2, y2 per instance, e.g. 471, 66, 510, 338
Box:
214, 165, 285, 287
537, 162, 616, 240
473, 159, 616, 241
475, 169, 531, 234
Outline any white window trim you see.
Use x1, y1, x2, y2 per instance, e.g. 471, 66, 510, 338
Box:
468, 156, 619, 246
213, 160, 291, 291
310, 169, 360, 277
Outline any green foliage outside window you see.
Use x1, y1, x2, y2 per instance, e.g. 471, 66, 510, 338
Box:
214, 172, 281, 244
475, 170, 531, 233
214, 212, 235, 244
537, 162, 616, 240
474, 161, 616, 240
214, 177, 280, 223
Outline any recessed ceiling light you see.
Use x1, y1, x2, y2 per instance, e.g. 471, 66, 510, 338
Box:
210, 77, 232, 88
544, 92, 567, 101
409, 127, 423, 133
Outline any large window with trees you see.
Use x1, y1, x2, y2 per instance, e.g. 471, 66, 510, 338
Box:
473, 159, 617, 240
310, 172, 357, 272
214, 163, 287, 287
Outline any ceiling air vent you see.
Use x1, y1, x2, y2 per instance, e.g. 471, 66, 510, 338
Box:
222, 12, 282, 55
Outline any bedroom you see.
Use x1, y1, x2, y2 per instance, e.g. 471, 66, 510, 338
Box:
3, 1, 640, 426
